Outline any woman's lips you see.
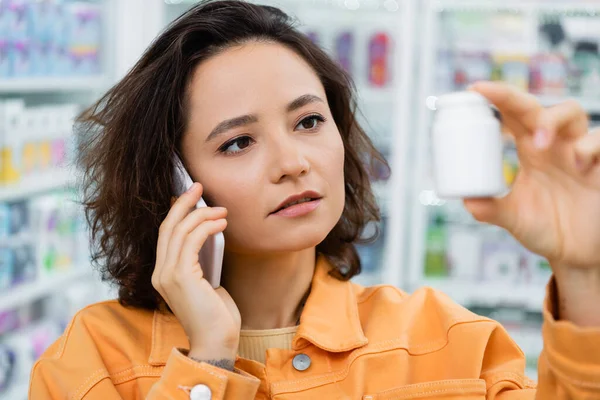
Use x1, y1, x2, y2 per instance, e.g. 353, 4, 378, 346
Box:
271, 198, 322, 217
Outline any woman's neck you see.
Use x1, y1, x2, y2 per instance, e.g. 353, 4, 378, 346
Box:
221, 248, 316, 330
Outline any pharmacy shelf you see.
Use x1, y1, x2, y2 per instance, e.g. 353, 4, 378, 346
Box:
431, 0, 600, 12
0, 268, 92, 313
0, 170, 74, 203
0, 76, 109, 93
538, 95, 600, 114
422, 279, 546, 312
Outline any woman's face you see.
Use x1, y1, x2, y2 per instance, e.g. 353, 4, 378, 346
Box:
182, 41, 345, 255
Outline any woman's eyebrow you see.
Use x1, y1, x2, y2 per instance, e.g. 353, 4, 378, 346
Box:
206, 94, 325, 143
206, 114, 258, 143
287, 94, 324, 112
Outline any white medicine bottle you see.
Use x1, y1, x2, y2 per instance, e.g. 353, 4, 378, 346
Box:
431, 91, 506, 198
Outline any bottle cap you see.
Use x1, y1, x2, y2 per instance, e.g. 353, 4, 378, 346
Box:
436, 91, 489, 109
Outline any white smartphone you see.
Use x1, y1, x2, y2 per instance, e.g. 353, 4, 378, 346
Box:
172, 155, 225, 288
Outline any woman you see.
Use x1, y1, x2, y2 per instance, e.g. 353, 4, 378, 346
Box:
30, 1, 600, 399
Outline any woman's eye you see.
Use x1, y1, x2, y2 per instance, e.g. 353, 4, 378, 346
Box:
219, 136, 254, 154
296, 115, 325, 131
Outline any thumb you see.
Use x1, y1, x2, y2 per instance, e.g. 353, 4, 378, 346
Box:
463, 196, 514, 230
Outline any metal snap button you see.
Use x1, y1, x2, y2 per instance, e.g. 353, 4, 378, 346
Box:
190, 384, 212, 400
292, 353, 311, 371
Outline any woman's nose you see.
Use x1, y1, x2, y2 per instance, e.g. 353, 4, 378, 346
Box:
270, 135, 311, 183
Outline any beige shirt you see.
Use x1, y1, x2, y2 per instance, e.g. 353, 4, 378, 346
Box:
238, 326, 298, 365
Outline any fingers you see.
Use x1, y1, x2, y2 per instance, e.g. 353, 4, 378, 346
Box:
153, 182, 227, 297
463, 195, 515, 232
574, 128, 600, 172
153, 208, 227, 300
155, 183, 203, 270
536, 99, 589, 150
470, 81, 590, 153
161, 206, 227, 279
178, 218, 228, 273
469, 81, 542, 135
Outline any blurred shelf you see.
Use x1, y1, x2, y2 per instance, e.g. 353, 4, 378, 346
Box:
0, 76, 109, 93
537, 95, 600, 114
0, 231, 29, 247
1, 381, 28, 400
0, 170, 74, 202
357, 87, 395, 105
422, 279, 546, 312
432, 0, 600, 12
0, 268, 91, 313
247, 0, 404, 12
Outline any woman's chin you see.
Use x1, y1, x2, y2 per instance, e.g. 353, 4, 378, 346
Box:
226, 229, 331, 255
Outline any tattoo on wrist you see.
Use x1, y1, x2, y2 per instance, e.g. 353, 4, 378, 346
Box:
190, 357, 235, 371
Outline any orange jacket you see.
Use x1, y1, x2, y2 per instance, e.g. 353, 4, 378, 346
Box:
30, 256, 600, 399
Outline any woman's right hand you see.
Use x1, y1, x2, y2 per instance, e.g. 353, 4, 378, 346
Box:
152, 183, 240, 362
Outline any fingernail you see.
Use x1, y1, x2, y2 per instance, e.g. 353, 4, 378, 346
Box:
187, 183, 198, 193
534, 129, 550, 149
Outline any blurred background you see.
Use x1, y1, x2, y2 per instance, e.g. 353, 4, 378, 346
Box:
2, 0, 600, 397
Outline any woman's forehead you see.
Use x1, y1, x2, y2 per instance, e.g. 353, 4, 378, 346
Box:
186, 42, 327, 130
190, 42, 325, 100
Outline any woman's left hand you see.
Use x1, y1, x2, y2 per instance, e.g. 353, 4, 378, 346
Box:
463, 81, 600, 326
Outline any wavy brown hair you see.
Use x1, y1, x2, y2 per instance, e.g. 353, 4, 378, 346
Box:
76, 0, 390, 310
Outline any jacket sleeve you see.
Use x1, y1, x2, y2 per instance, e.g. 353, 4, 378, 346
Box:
29, 311, 259, 400
31, 348, 259, 400
146, 349, 260, 399
534, 277, 600, 399
480, 277, 600, 399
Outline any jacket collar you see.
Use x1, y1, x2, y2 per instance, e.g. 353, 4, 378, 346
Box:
149, 254, 368, 365
292, 255, 368, 352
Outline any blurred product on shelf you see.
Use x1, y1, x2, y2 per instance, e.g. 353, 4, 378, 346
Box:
0, 0, 102, 78
439, 49, 578, 96
445, 226, 481, 281
334, 30, 354, 75
299, 24, 394, 90
503, 148, 519, 187
0, 99, 79, 187
480, 239, 523, 283
0, 191, 88, 294
492, 54, 530, 91
501, 131, 520, 187
571, 41, 600, 98
529, 53, 569, 95
591, 114, 600, 129
423, 211, 553, 287
451, 51, 493, 91
424, 212, 447, 277
368, 32, 392, 87
437, 12, 600, 100
0, 281, 104, 397
30, 192, 89, 274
